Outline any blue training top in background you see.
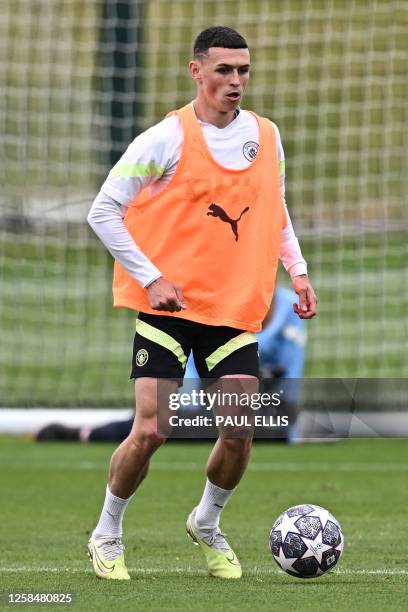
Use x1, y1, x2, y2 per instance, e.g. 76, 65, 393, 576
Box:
257, 286, 306, 379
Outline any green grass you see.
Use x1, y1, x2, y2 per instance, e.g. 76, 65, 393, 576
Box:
0, 437, 407, 610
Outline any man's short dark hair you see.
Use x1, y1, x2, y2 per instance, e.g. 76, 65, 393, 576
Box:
193, 26, 248, 58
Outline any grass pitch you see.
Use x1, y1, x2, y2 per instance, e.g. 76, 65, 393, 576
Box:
0, 437, 407, 611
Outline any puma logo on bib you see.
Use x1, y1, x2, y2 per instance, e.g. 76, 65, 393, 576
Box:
207, 203, 250, 241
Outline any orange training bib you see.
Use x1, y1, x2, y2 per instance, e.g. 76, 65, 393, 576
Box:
112, 104, 286, 332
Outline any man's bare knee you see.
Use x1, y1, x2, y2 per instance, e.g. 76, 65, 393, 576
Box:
129, 424, 166, 453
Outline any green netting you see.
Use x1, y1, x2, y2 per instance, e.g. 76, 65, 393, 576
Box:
1, 0, 407, 406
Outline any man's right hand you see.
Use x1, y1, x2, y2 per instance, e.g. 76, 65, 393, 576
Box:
146, 277, 186, 312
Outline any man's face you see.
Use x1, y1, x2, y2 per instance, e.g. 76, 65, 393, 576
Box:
190, 47, 251, 113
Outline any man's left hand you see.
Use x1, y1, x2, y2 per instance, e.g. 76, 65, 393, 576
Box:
292, 275, 318, 319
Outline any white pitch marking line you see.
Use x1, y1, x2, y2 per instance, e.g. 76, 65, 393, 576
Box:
1, 567, 407, 576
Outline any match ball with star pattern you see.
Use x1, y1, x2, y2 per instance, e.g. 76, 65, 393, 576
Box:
270, 504, 344, 578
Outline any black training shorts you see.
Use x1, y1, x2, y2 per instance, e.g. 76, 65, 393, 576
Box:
131, 312, 259, 380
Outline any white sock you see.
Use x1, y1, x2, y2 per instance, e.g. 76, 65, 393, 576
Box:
93, 485, 133, 540
195, 479, 235, 530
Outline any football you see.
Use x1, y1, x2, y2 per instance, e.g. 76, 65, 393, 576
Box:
270, 504, 344, 578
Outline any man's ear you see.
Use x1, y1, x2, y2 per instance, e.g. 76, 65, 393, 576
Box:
189, 59, 202, 82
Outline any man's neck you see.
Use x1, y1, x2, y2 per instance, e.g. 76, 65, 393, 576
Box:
192, 99, 238, 129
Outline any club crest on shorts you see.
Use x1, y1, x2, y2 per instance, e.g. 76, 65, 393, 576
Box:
243, 141, 259, 162
136, 348, 149, 366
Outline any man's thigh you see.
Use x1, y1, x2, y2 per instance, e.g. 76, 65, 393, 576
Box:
132, 377, 179, 439
191, 325, 259, 438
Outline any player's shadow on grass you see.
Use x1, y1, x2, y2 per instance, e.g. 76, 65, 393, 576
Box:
286, 577, 361, 586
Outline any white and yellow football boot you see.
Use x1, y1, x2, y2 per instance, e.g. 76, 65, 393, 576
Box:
87, 536, 130, 580
186, 508, 242, 579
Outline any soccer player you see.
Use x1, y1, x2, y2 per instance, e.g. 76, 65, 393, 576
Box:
86, 26, 317, 580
